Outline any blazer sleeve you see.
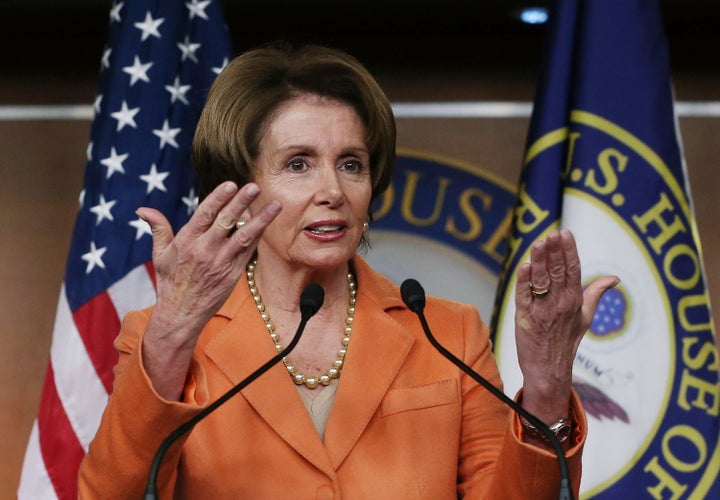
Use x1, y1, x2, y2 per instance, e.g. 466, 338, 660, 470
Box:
453, 304, 586, 499
77, 308, 207, 499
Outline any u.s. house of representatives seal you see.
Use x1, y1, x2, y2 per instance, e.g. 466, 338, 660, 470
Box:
366, 149, 515, 322
492, 111, 719, 499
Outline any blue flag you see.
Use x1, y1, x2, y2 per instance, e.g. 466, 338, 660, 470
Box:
18, 1, 231, 498
491, 1, 720, 498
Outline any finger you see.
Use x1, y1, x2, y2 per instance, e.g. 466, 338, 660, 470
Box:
231, 200, 282, 250
136, 207, 174, 258
581, 275, 621, 330
528, 238, 550, 292
186, 182, 239, 237
209, 183, 262, 240
544, 230, 567, 290
560, 228, 583, 295
210, 200, 282, 267
515, 262, 533, 310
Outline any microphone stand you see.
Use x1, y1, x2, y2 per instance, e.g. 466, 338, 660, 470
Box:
401, 279, 573, 500
144, 284, 324, 499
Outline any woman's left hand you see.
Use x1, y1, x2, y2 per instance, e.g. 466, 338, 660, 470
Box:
514, 228, 619, 422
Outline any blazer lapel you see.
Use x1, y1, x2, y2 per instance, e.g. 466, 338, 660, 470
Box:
204, 281, 335, 477
323, 260, 415, 468
203, 257, 414, 475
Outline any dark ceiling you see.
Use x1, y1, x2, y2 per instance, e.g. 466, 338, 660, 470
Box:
1, 1, 718, 84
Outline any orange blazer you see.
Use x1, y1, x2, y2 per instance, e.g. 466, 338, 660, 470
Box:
78, 257, 586, 499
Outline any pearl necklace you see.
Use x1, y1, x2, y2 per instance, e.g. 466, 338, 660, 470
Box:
246, 259, 356, 389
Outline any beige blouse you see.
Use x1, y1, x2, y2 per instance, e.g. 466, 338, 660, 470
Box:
296, 383, 338, 439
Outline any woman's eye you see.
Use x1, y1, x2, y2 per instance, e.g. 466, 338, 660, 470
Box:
341, 160, 363, 173
287, 159, 307, 172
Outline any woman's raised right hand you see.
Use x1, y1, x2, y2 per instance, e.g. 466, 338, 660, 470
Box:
136, 181, 281, 399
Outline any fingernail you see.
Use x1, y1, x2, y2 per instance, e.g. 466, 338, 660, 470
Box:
246, 183, 260, 197
269, 200, 282, 214
224, 182, 237, 194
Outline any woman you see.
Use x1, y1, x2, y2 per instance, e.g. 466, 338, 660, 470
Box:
78, 43, 618, 498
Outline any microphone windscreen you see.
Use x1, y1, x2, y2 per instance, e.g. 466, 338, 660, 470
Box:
300, 283, 324, 317
400, 279, 425, 313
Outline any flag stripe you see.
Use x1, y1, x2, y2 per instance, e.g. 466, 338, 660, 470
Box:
37, 363, 85, 499
145, 261, 157, 290
107, 263, 157, 320
73, 292, 121, 393
49, 287, 109, 450
17, 421, 57, 500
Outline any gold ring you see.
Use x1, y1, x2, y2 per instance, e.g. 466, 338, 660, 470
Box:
529, 283, 550, 297
235, 220, 247, 230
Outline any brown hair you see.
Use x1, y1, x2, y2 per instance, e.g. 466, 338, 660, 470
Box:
192, 42, 397, 217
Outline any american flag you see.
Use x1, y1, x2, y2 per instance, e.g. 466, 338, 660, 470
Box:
18, 1, 231, 497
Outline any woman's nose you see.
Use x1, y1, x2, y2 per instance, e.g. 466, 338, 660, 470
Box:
314, 167, 344, 206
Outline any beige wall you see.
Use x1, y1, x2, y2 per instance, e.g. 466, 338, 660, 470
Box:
2, 75, 719, 497
1, 119, 89, 496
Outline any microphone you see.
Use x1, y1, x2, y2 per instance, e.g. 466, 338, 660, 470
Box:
400, 279, 573, 500
144, 283, 325, 499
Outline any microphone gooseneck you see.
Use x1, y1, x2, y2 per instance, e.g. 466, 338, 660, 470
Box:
299, 283, 324, 317
144, 283, 324, 499
400, 278, 573, 500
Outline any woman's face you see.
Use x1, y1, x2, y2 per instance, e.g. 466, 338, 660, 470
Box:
251, 93, 372, 272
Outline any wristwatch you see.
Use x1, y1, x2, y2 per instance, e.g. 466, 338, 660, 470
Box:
520, 411, 573, 443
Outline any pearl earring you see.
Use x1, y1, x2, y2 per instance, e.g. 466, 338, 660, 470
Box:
363, 221, 369, 232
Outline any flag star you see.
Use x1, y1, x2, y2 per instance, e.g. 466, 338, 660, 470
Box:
86, 142, 93, 161
79, 189, 86, 208
109, 1, 123, 23
110, 100, 140, 131
186, 0, 211, 20
100, 147, 128, 178
129, 217, 153, 240
165, 76, 191, 105
182, 188, 199, 215
123, 56, 153, 86
89, 194, 118, 225
134, 11, 164, 41
93, 94, 103, 114
152, 119, 181, 149
140, 163, 170, 193
101, 47, 112, 69
81, 241, 108, 274
212, 57, 228, 75
177, 36, 201, 63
